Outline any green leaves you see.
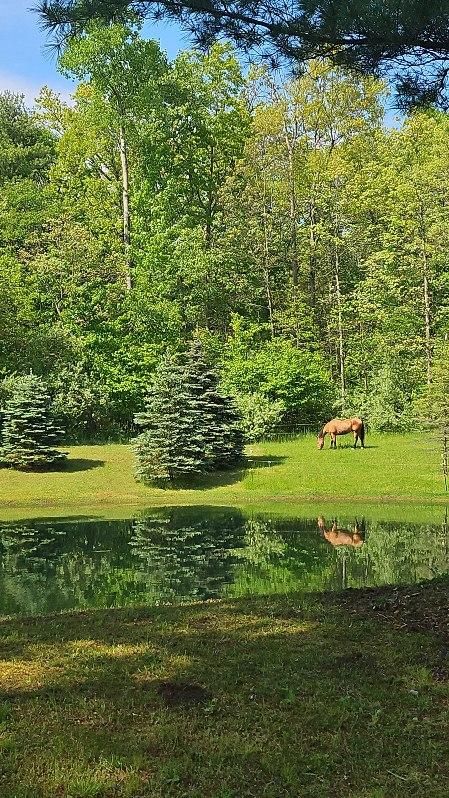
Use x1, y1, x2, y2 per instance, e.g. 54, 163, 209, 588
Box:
221, 318, 334, 427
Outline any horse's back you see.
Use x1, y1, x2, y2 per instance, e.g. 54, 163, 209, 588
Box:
323, 529, 363, 547
324, 416, 363, 434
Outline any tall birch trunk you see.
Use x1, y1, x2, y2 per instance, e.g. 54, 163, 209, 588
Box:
419, 203, 432, 385
118, 124, 132, 292
284, 133, 299, 287
262, 167, 275, 337
334, 224, 345, 409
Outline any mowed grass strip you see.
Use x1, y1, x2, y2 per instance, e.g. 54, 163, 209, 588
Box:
0, 588, 448, 797
0, 433, 445, 515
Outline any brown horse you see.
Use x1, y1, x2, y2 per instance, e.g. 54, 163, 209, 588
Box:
317, 417, 365, 450
317, 516, 365, 548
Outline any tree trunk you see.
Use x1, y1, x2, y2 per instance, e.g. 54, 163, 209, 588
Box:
422, 249, 432, 386
419, 203, 432, 385
262, 170, 275, 337
309, 201, 317, 306
205, 143, 215, 250
334, 236, 345, 410
118, 124, 132, 292
285, 134, 299, 287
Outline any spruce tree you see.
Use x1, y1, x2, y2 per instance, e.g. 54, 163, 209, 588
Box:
133, 341, 244, 486
1, 375, 67, 470
184, 340, 243, 470
133, 353, 208, 485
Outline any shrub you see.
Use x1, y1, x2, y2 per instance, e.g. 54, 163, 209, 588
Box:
234, 393, 286, 442
221, 319, 334, 428
347, 366, 414, 432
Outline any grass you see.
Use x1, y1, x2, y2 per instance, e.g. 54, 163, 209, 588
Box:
1, 434, 447, 795
0, 433, 447, 519
1, 584, 448, 797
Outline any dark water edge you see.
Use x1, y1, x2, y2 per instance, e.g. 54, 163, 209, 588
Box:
1, 505, 449, 616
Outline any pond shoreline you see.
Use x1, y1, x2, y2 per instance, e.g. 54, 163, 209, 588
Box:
2, 576, 448, 636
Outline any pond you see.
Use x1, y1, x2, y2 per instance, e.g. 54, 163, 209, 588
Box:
1, 505, 449, 616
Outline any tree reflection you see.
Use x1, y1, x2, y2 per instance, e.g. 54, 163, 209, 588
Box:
0, 509, 449, 615
129, 506, 245, 601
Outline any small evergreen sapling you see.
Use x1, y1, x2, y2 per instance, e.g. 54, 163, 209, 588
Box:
1, 374, 67, 470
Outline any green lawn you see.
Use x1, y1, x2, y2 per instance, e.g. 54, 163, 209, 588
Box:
0, 433, 446, 518
1, 584, 448, 798
1, 435, 448, 797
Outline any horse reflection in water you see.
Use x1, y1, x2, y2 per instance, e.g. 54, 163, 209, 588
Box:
318, 516, 365, 548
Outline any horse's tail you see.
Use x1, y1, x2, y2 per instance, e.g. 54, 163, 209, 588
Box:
359, 419, 365, 445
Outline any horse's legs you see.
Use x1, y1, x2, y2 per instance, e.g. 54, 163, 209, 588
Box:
331, 433, 336, 448
353, 431, 358, 449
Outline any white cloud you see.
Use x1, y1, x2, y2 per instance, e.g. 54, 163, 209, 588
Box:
0, 70, 73, 106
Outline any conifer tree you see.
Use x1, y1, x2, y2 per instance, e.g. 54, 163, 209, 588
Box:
184, 339, 244, 470
133, 341, 244, 485
39, 0, 449, 108
133, 353, 205, 484
1, 375, 67, 470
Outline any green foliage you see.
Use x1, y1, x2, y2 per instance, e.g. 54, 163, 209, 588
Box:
221, 318, 334, 427
0, 92, 55, 184
51, 365, 118, 442
234, 393, 286, 442
418, 340, 449, 423
347, 366, 414, 433
1, 374, 67, 470
133, 341, 243, 485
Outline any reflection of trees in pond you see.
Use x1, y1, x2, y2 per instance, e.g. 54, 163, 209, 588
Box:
1, 510, 449, 616
129, 506, 246, 601
321, 515, 449, 590
358, 519, 449, 587
228, 517, 337, 597
0, 519, 135, 614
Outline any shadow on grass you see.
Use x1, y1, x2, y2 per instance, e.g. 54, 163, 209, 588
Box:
64, 458, 106, 473
169, 455, 287, 491
330, 444, 378, 450
0, 589, 447, 797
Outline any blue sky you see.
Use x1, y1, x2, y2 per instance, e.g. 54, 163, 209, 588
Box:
0, 1, 188, 104
0, 1, 401, 125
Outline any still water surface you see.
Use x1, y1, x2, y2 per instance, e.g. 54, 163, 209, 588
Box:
1, 506, 448, 616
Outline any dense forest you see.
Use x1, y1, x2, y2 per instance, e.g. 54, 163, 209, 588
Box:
2, 23, 449, 441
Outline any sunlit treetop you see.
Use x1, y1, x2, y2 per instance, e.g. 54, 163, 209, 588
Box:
36, 0, 449, 109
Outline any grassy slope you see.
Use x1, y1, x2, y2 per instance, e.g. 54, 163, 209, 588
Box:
0, 433, 446, 519
1, 586, 448, 798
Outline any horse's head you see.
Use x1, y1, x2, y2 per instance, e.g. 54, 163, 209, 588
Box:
317, 434, 324, 450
